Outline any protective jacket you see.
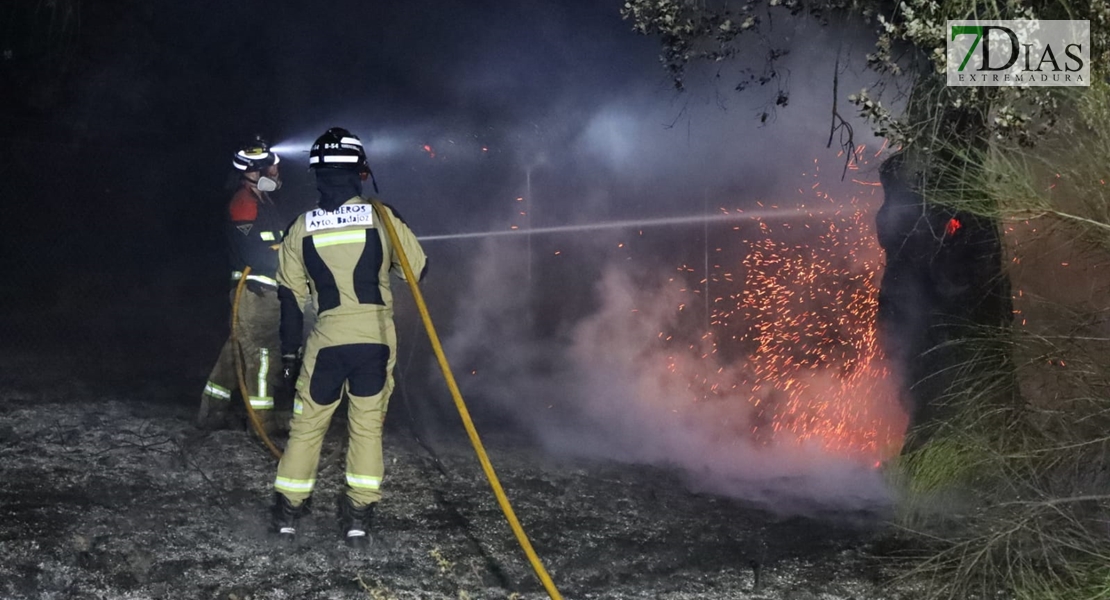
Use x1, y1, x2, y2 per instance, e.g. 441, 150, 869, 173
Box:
228, 185, 285, 289
274, 196, 427, 507
197, 183, 285, 426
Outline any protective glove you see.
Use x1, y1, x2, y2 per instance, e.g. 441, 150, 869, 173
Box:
246, 279, 270, 297
282, 354, 301, 387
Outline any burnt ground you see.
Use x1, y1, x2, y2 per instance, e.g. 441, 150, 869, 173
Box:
0, 335, 924, 600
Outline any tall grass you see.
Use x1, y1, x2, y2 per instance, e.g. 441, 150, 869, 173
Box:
894, 81, 1110, 599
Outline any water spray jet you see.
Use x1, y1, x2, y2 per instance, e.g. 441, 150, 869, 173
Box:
417, 206, 832, 242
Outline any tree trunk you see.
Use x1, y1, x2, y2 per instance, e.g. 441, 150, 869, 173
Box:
875, 152, 1013, 449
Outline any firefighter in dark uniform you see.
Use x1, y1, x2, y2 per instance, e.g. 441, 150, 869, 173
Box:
270, 128, 427, 547
197, 137, 286, 435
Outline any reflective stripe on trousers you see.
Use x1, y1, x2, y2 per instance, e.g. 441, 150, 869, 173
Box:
346, 473, 382, 490
204, 382, 232, 399
250, 348, 273, 410
274, 476, 315, 494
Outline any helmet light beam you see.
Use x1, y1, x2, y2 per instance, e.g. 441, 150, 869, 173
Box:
269, 142, 312, 154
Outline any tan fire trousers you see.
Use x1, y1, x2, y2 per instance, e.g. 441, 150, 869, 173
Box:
274, 320, 396, 508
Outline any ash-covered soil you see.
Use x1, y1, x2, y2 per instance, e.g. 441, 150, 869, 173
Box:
0, 348, 920, 600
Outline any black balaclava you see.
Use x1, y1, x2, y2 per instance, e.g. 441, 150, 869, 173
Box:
316, 169, 363, 212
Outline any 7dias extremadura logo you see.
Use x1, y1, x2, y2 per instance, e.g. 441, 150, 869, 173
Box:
947, 20, 1090, 86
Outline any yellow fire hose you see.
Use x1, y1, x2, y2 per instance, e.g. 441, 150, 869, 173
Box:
371, 201, 564, 600
230, 266, 283, 460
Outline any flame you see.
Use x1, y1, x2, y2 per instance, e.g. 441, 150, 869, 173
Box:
945, 217, 962, 237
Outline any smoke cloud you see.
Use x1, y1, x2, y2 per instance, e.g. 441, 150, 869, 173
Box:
442, 235, 902, 515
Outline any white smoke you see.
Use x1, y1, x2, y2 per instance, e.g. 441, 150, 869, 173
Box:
442, 237, 896, 515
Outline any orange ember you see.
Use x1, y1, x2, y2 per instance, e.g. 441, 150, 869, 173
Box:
661, 158, 907, 464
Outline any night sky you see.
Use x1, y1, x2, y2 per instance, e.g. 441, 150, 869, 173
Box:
1, 1, 649, 282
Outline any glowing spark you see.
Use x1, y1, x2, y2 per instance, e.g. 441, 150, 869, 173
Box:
655, 159, 906, 463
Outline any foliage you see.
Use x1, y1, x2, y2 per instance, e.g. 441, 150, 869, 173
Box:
874, 81, 1110, 600
621, 0, 1109, 152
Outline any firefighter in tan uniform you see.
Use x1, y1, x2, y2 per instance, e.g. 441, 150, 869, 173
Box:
270, 128, 427, 547
197, 137, 285, 435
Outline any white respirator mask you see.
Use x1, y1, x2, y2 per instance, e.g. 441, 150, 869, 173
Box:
257, 176, 282, 192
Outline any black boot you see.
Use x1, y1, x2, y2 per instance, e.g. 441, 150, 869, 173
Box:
338, 495, 376, 549
271, 493, 307, 542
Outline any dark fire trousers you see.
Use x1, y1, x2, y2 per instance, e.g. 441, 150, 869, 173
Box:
198, 288, 282, 422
